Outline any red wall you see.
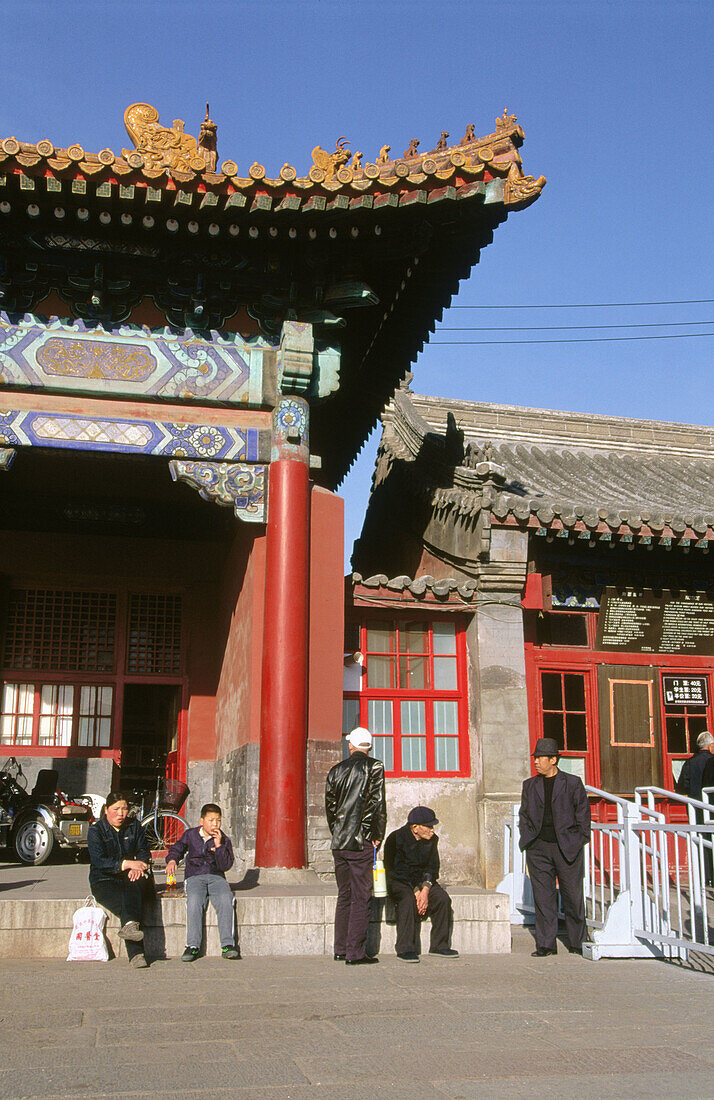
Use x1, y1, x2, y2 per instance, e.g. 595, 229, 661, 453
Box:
214, 529, 266, 757
308, 487, 344, 742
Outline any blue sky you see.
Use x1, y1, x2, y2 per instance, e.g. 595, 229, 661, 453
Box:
2, 1, 712, 567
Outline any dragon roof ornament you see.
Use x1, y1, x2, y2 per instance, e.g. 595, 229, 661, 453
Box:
0, 104, 545, 210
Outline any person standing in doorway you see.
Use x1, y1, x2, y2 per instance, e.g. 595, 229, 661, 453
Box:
325, 727, 387, 965
518, 737, 591, 957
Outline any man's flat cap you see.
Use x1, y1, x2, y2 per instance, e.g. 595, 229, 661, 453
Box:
407, 806, 439, 826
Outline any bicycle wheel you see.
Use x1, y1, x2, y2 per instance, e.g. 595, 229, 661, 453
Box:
141, 811, 187, 850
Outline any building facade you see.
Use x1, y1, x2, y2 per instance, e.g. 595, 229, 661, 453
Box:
0, 104, 543, 869
351, 388, 714, 885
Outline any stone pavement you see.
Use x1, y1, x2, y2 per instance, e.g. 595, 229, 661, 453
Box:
0, 929, 712, 1100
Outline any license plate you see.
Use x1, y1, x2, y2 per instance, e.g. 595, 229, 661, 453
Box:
68, 823, 82, 837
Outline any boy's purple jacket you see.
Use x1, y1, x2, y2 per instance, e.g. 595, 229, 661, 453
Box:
167, 826, 234, 879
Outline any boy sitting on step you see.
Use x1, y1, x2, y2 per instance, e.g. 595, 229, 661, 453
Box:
166, 802, 240, 961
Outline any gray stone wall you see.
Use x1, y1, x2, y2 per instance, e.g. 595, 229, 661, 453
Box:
468, 527, 531, 887
212, 742, 259, 870
185, 760, 216, 826
7, 757, 113, 800
307, 740, 342, 877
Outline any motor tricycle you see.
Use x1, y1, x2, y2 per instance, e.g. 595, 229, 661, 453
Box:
0, 757, 95, 865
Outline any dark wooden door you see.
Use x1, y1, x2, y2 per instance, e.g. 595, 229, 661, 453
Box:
597, 664, 663, 794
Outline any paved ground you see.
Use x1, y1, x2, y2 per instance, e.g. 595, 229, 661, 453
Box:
1, 929, 713, 1100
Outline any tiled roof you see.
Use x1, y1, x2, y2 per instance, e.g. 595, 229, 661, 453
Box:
378, 390, 714, 541
0, 104, 545, 215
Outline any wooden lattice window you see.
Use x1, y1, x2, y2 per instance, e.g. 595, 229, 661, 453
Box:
3, 589, 116, 672
127, 594, 182, 675
0, 681, 114, 748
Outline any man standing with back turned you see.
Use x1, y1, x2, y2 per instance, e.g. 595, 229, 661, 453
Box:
519, 737, 591, 957
325, 726, 387, 965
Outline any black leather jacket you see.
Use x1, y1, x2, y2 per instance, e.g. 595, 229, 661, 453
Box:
325, 751, 387, 851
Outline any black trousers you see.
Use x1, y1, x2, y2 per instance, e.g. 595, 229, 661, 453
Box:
333, 843, 374, 961
91, 877, 145, 960
388, 880, 453, 955
525, 838, 586, 952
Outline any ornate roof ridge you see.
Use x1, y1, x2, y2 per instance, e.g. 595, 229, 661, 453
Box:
0, 104, 545, 210
396, 391, 714, 459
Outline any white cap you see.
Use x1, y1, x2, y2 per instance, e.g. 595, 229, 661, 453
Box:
346, 726, 372, 749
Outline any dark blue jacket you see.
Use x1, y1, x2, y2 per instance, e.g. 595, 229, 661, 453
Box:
87, 816, 152, 886
167, 826, 234, 879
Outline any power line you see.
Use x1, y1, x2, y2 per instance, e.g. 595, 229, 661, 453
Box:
431, 332, 714, 346
449, 298, 714, 309
438, 320, 714, 332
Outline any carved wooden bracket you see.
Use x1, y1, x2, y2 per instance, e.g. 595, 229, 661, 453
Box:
169, 460, 266, 524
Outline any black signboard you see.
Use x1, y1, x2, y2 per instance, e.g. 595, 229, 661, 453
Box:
662, 675, 709, 707
596, 588, 714, 655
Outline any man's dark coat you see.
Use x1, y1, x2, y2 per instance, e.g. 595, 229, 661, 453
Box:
518, 770, 591, 862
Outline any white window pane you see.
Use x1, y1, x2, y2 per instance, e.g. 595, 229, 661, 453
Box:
0, 715, 15, 744
98, 718, 111, 747
434, 700, 458, 736
78, 717, 91, 747
16, 715, 32, 745
435, 736, 460, 771
372, 736, 393, 771
434, 657, 458, 690
80, 685, 94, 714
2, 683, 17, 712
56, 716, 72, 747
342, 698, 360, 737
40, 683, 57, 716
38, 715, 54, 745
18, 683, 34, 712
401, 737, 426, 771
558, 756, 586, 782
368, 699, 393, 735
432, 620, 456, 655
100, 687, 113, 715
59, 685, 74, 716
400, 700, 425, 736
366, 622, 395, 653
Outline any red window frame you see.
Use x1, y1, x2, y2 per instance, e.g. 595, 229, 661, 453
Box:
0, 583, 188, 770
344, 615, 469, 779
524, 607, 714, 793
0, 679, 115, 750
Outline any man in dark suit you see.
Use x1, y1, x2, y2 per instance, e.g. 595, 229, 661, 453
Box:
519, 737, 591, 957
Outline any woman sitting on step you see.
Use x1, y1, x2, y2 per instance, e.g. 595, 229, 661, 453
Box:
87, 792, 152, 969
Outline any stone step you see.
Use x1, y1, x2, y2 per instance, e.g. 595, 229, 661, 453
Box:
0, 887, 510, 959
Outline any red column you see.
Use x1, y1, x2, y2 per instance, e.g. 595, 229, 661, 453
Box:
255, 399, 311, 868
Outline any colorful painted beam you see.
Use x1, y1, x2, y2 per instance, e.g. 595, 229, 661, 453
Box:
0, 313, 271, 406
0, 407, 270, 462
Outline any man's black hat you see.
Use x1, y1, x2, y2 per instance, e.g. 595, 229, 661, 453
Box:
408, 805, 439, 826
532, 737, 560, 758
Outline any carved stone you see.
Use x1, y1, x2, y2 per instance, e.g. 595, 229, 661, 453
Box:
169, 460, 266, 524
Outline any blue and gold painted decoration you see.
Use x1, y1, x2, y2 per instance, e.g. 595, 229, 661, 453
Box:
169, 460, 266, 524
0, 314, 270, 406
0, 408, 269, 462
271, 395, 310, 464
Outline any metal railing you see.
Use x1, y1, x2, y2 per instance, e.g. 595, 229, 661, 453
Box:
497, 785, 714, 962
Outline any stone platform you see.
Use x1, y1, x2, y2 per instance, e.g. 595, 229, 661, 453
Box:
0, 858, 510, 958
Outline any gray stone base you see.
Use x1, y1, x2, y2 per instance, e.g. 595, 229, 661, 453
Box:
0, 887, 510, 958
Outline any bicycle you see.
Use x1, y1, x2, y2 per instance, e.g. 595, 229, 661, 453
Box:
130, 776, 189, 851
